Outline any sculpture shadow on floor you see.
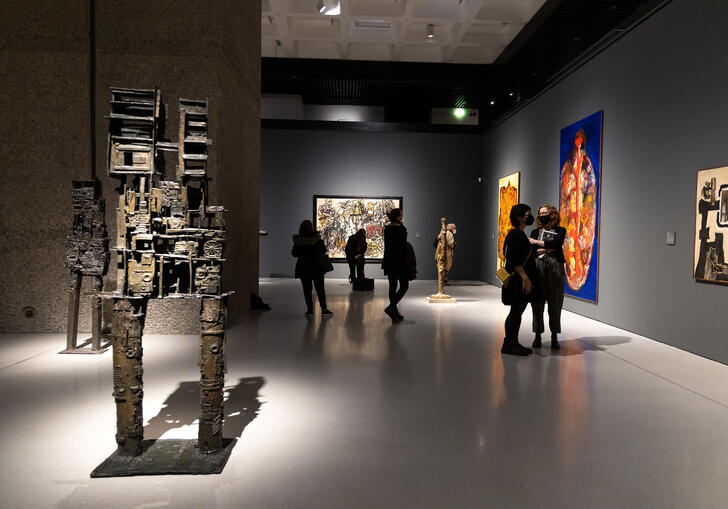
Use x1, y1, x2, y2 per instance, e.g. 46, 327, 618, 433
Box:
576, 335, 632, 348
222, 376, 265, 438
144, 377, 265, 440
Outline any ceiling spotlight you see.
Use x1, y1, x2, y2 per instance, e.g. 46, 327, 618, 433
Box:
426, 24, 434, 39
325, 1, 341, 15
317, 0, 326, 13
490, 100, 495, 105
508, 92, 514, 97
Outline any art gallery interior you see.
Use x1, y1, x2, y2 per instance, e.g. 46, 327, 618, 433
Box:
2, 0, 728, 507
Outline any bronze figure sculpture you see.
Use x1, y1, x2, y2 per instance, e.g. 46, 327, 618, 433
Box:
429, 217, 456, 303
92, 87, 233, 476
62, 179, 110, 353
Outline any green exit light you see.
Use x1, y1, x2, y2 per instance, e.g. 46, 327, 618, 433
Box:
453, 108, 466, 119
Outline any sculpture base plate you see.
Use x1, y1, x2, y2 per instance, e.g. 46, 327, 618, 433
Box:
427, 295, 456, 304
90, 438, 237, 477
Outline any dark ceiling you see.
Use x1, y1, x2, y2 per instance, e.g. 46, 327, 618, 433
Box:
262, 0, 667, 129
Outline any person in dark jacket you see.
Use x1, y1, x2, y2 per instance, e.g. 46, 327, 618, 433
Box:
381, 208, 408, 322
292, 220, 332, 317
501, 203, 539, 356
345, 228, 367, 283
529, 204, 567, 350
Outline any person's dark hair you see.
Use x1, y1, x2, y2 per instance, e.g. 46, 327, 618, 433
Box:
299, 219, 314, 234
509, 203, 531, 227
356, 228, 366, 238
387, 208, 402, 223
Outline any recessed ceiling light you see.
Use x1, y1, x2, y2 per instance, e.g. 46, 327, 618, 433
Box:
355, 21, 393, 29
508, 92, 514, 97
490, 100, 495, 105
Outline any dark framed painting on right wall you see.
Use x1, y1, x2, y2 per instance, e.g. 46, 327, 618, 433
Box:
694, 165, 728, 284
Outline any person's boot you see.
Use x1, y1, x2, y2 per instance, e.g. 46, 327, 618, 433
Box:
551, 332, 560, 350
532, 333, 542, 348
384, 305, 397, 321
501, 338, 532, 356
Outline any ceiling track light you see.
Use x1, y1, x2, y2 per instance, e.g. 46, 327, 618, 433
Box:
426, 23, 434, 39
317, 0, 326, 14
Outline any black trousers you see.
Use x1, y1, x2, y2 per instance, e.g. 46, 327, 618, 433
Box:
348, 260, 365, 279
505, 299, 528, 342
301, 276, 327, 311
387, 273, 409, 308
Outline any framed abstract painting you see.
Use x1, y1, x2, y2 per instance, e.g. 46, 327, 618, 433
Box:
313, 195, 402, 261
497, 172, 520, 271
559, 111, 603, 303
694, 165, 728, 284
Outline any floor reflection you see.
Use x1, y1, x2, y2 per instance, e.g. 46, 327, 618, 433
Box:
433, 307, 454, 387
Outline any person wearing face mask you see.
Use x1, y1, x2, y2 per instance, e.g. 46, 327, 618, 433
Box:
500, 203, 539, 356
529, 204, 567, 350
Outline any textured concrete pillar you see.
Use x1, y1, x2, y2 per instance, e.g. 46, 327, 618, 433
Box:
198, 297, 226, 453
112, 298, 146, 456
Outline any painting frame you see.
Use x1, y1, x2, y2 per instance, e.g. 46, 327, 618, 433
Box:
497, 171, 520, 272
693, 165, 728, 285
558, 110, 603, 303
313, 195, 403, 263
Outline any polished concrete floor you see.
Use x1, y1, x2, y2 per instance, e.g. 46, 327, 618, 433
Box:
2, 278, 728, 508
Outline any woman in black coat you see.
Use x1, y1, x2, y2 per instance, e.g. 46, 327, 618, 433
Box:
381, 208, 408, 322
501, 203, 539, 356
292, 220, 332, 317
529, 204, 567, 350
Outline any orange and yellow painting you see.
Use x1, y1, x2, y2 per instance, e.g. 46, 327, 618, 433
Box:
559, 111, 602, 302
497, 172, 520, 271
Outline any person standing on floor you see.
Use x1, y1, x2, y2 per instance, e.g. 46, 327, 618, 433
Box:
345, 228, 367, 283
292, 220, 333, 318
382, 208, 408, 322
501, 204, 539, 356
529, 204, 566, 350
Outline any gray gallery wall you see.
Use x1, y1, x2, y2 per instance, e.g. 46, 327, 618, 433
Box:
260, 128, 483, 281
0, 0, 261, 334
479, 0, 728, 362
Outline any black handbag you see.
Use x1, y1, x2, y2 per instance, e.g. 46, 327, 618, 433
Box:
317, 251, 334, 273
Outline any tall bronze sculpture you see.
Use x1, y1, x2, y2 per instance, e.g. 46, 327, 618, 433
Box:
92, 87, 233, 476
62, 179, 110, 353
428, 217, 456, 303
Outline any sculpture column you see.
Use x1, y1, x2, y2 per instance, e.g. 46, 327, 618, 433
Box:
65, 273, 83, 350
112, 298, 146, 456
198, 296, 227, 453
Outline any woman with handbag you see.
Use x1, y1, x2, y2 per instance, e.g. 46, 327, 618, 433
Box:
292, 220, 333, 317
501, 204, 539, 356
382, 208, 408, 322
